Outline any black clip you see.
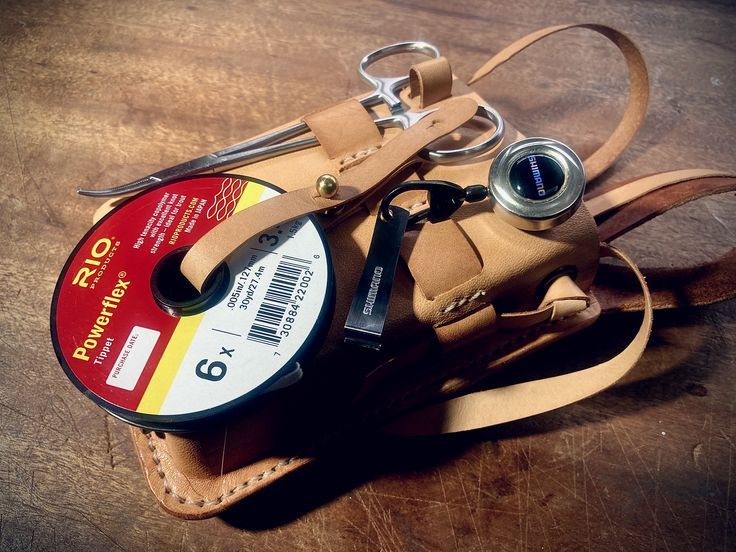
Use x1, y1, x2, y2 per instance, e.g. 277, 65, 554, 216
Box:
345, 180, 488, 351
379, 180, 488, 224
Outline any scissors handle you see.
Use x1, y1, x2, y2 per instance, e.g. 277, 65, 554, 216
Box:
375, 104, 506, 164
357, 41, 440, 114
421, 104, 505, 163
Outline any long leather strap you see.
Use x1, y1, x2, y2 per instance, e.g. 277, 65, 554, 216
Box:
384, 243, 652, 435
589, 172, 736, 311
585, 169, 733, 219
181, 97, 479, 291
468, 24, 649, 181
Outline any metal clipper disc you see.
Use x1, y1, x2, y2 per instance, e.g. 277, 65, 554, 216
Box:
488, 137, 585, 231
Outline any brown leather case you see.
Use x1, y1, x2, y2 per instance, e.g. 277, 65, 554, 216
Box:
125, 83, 611, 517
80, 24, 735, 518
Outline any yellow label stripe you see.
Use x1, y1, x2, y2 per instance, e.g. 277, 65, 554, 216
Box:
234, 180, 267, 214
136, 313, 204, 414
136, 181, 266, 415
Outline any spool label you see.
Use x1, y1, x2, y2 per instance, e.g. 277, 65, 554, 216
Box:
52, 176, 330, 422
106, 326, 161, 390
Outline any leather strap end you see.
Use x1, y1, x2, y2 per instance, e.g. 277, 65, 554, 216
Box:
384, 243, 652, 435
409, 56, 453, 109
303, 99, 383, 160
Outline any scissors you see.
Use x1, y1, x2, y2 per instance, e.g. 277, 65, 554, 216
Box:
78, 41, 505, 197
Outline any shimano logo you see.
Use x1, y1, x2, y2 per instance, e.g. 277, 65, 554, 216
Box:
528, 155, 547, 197
362, 266, 383, 315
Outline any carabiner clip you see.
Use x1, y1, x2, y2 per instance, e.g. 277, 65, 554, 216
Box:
378, 180, 488, 225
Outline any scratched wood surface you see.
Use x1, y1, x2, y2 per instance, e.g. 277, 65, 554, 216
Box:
1, 0, 735, 550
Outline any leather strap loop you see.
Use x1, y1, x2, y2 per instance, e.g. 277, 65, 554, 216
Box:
302, 99, 382, 160
384, 243, 652, 435
409, 56, 453, 109
180, 97, 479, 291
468, 24, 649, 181
496, 275, 589, 330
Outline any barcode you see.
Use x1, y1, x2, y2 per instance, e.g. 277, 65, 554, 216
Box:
246, 255, 312, 347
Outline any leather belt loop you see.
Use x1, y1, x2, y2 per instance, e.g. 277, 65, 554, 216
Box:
302, 99, 383, 160
409, 56, 453, 109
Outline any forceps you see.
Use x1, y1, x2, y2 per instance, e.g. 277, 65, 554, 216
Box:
78, 42, 505, 197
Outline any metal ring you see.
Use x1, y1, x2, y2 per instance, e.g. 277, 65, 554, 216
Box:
420, 104, 506, 164
488, 137, 585, 231
358, 41, 441, 85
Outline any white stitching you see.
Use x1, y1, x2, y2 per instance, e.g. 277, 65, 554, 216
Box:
145, 432, 299, 508
340, 146, 379, 166
142, 305, 592, 507
442, 290, 487, 313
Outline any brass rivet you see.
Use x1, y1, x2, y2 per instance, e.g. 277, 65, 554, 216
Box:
315, 174, 339, 199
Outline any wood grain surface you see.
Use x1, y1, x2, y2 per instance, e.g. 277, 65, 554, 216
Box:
1, 0, 735, 550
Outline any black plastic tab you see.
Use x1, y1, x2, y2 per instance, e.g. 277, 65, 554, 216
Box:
344, 206, 410, 351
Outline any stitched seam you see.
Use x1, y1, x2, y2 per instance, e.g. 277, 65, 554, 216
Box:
442, 290, 488, 313
340, 146, 380, 166
144, 432, 299, 508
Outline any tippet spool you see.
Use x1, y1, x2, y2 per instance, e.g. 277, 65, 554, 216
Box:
51, 175, 334, 431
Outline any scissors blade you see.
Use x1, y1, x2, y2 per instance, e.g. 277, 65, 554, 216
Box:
77, 120, 311, 197
77, 155, 218, 197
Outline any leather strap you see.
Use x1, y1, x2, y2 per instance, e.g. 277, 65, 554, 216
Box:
302, 99, 382, 160
496, 275, 590, 330
468, 24, 649, 181
589, 172, 736, 312
181, 97, 479, 291
409, 57, 453, 109
585, 169, 732, 219
384, 243, 652, 435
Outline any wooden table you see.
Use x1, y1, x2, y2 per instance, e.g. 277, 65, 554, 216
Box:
1, 1, 734, 550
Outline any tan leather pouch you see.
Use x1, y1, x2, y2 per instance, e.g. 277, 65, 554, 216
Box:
131, 210, 601, 519
81, 24, 735, 518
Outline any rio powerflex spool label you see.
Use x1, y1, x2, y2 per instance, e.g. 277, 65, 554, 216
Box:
51, 176, 332, 429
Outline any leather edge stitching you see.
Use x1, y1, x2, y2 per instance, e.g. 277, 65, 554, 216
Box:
140, 304, 596, 507
339, 145, 381, 172
442, 289, 487, 313
145, 432, 299, 508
